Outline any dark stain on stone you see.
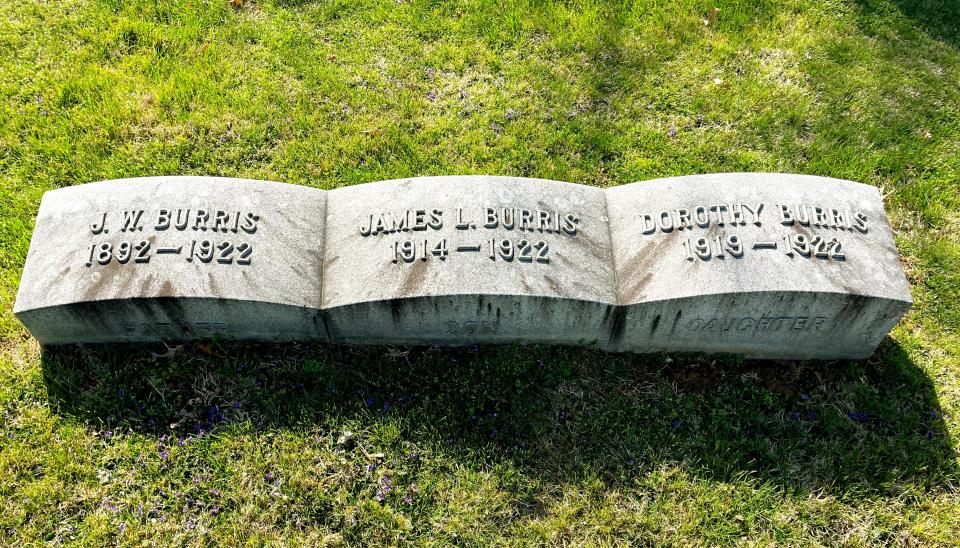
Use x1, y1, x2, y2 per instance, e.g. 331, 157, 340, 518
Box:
650, 314, 661, 333
389, 298, 403, 324
398, 258, 429, 298
544, 274, 562, 295
608, 306, 627, 345
835, 294, 871, 324
206, 272, 220, 295
669, 309, 682, 334
160, 280, 175, 297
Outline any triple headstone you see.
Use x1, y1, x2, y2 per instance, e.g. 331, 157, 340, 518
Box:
14, 174, 912, 359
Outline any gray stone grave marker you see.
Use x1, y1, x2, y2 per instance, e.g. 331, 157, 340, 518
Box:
605, 173, 912, 359
14, 173, 912, 359
14, 176, 328, 343
322, 176, 618, 346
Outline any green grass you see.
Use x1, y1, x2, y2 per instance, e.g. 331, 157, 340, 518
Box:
1, 0, 959, 543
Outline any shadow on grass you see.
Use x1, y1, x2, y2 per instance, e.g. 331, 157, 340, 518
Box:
850, 0, 960, 49
41, 337, 956, 495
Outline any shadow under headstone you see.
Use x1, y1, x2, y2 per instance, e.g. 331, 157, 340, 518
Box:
40, 337, 957, 496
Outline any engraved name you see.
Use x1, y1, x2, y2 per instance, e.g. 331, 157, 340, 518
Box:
635, 202, 871, 263
83, 209, 261, 267
357, 206, 582, 265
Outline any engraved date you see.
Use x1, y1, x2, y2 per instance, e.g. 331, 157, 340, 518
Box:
681, 235, 743, 261
85, 240, 252, 266
85, 240, 151, 266
391, 239, 449, 263
488, 238, 549, 263
782, 234, 844, 260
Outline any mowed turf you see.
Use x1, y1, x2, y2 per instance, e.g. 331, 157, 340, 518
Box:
1, 0, 959, 544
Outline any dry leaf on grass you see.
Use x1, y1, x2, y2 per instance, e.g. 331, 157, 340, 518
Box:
704, 7, 720, 25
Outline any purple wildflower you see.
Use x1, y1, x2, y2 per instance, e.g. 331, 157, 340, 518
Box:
375, 476, 393, 502
671, 419, 681, 430
426, 90, 437, 101
847, 411, 870, 423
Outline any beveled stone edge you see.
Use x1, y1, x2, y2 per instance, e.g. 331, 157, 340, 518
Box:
14, 296, 330, 345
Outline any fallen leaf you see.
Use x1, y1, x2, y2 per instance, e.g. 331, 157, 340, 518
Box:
229, 0, 243, 9
327, 54, 337, 61
196, 342, 224, 358
706, 7, 720, 25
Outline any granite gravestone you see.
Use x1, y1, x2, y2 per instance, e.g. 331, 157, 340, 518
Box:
606, 173, 913, 359
14, 174, 912, 359
322, 176, 618, 346
14, 177, 328, 343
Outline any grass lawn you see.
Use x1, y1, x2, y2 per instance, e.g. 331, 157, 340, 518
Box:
2, 0, 959, 544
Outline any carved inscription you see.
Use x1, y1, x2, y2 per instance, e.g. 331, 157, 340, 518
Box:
685, 315, 828, 333
636, 203, 870, 262
83, 209, 260, 267
357, 207, 580, 265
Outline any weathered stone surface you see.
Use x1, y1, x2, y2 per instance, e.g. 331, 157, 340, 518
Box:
15, 173, 912, 359
14, 177, 328, 343
322, 176, 618, 345
605, 173, 912, 359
